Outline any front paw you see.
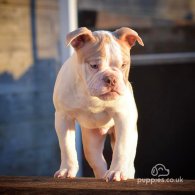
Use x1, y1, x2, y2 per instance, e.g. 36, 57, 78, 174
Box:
104, 170, 127, 181
54, 167, 78, 179
104, 167, 134, 181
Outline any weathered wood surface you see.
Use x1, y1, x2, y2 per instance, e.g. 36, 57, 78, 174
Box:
0, 177, 195, 195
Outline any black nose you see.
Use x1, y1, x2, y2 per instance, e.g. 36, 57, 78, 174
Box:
103, 76, 116, 86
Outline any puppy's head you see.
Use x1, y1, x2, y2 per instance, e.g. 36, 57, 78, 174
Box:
66, 27, 144, 100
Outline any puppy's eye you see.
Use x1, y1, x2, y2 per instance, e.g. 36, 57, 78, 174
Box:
90, 64, 99, 69
121, 64, 127, 69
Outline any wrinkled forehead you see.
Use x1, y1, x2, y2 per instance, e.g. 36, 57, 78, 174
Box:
77, 31, 130, 64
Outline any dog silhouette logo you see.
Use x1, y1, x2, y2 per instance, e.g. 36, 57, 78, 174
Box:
151, 163, 170, 177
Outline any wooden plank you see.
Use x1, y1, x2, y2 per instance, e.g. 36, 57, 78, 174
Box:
0, 177, 194, 194
36, 0, 59, 60
36, 0, 59, 9
0, 0, 29, 6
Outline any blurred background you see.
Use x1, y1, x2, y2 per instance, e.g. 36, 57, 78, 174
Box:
0, 0, 195, 179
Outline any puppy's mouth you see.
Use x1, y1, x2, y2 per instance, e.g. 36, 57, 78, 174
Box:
99, 90, 121, 100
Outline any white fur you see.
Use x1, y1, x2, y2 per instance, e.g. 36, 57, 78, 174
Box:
53, 31, 138, 181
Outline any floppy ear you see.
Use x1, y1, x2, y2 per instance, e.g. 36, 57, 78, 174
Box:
66, 27, 95, 49
114, 27, 144, 47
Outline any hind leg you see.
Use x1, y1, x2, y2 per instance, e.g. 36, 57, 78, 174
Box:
81, 127, 107, 178
109, 126, 116, 151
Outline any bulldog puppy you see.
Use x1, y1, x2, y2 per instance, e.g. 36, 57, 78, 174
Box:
53, 27, 144, 181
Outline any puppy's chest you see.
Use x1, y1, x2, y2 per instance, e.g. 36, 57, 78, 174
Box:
73, 109, 114, 129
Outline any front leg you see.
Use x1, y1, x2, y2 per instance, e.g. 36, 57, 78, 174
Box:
104, 107, 138, 181
54, 112, 79, 178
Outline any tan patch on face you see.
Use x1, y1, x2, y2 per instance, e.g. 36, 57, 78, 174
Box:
73, 31, 132, 99
76, 31, 131, 84
77, 32, 112, 64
